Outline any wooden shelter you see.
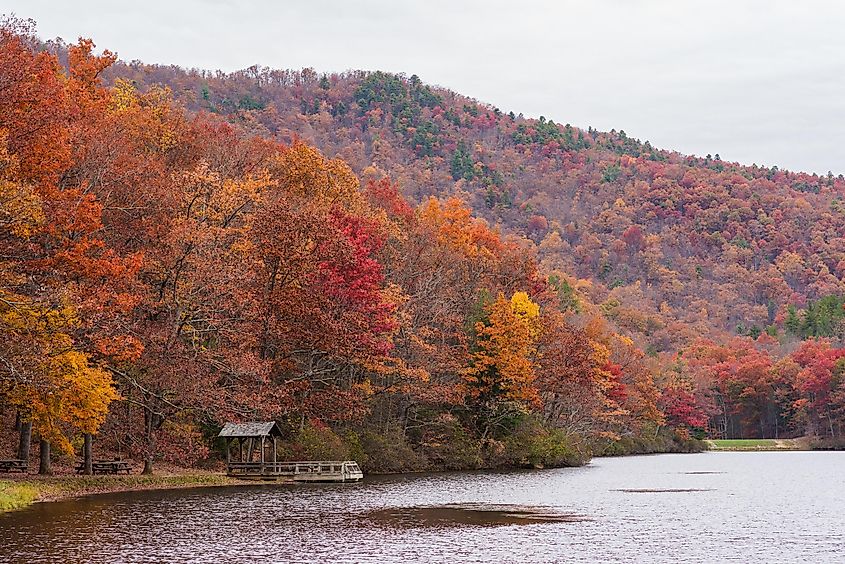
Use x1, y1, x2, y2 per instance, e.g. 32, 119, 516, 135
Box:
217, 421, 363, 482
218, 421, 283, 477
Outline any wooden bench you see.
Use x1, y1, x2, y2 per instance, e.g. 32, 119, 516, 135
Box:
75, 460, 132, 475
0, 459, 28, 473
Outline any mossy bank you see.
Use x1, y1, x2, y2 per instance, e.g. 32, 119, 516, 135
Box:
0, 473, 239, 514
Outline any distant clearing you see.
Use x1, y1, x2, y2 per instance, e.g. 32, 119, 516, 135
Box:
707, 438, 809, 451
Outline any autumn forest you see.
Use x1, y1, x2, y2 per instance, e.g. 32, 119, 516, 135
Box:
3, 17, 845, 476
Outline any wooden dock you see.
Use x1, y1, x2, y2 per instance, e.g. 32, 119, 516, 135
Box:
226, 460, 363, 482
217, 421, 363, 482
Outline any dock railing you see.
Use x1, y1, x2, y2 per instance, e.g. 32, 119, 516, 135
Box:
226, 460, 362, 481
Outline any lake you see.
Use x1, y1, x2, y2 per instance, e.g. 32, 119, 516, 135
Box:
1, 452, 843, 563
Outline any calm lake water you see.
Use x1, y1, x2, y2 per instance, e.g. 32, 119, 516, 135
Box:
1, 452, 844, 563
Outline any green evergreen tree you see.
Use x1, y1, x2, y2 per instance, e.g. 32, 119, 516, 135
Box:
451, 141, 474, 181
785, 304, 801, 336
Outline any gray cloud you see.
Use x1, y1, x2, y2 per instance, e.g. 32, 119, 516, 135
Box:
6, 0, 845, 173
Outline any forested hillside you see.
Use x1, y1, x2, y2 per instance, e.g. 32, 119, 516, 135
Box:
100, 60, 845, 352
2, 18, 845, 479
95, 53, 845, 443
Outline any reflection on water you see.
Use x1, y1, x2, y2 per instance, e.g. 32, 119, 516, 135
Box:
1, 452, 844, 563
368, 503, 589, 527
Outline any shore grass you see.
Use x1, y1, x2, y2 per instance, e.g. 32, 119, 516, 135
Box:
707, 438, 809, 451
0, 472, 242, 514
0, 480, 38, 512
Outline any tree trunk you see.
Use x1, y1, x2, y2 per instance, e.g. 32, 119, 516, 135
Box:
38, 439, 52, 475
142, 424, 156, 474
13, 410, 20, 432
83, 433, 93, 475
17, 421, 32, 461
142, 398, 158, 475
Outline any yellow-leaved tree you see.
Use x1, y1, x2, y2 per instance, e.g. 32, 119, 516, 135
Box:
464, 291, 542, 407
1, 297, 119, 454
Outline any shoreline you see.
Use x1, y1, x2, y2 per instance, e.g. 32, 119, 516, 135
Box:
0, 439, 708, 514
3, 465, 580, 513
0, 463, 587, 514
0, 457, 658, 514
0, 472, 259, 513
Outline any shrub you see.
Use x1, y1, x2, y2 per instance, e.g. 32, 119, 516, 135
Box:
415, 414, 482, 471
283, 422, 349, 461
358, 428, 427, 473
810, 436, 845, 450
499, 417, 589, 468
601, 428, 707, 456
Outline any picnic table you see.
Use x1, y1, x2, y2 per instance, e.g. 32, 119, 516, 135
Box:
0, 459, 28, 473
75, 460, 132, 475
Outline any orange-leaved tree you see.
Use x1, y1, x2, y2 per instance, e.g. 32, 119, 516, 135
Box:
463, 291, 542, 437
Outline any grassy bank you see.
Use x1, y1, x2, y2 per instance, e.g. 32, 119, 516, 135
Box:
0, 481, 38, 512
0, 472, 241, 514
707, 438, 810, 451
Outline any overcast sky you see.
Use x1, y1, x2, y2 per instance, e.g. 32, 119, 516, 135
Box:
7, 0, 845, 174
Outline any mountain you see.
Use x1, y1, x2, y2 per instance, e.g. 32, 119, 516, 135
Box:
101, 60, 845, 355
